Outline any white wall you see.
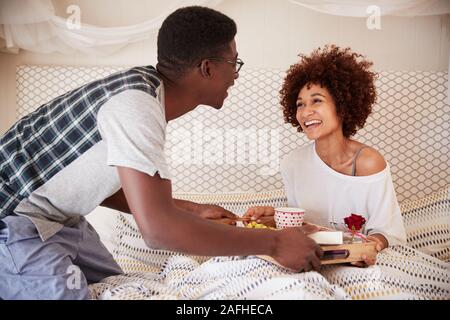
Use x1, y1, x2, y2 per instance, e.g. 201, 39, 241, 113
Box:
1, 0, 449, 134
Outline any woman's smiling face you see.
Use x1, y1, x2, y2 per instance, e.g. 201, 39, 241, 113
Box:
296, 83, 342, 141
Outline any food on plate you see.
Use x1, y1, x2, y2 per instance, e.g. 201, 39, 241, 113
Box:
245, 221, 276, 230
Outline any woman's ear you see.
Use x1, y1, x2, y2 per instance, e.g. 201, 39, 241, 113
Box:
199, 60, 212, 78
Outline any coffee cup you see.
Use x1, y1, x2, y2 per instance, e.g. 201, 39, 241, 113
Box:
274, 207, 305, 229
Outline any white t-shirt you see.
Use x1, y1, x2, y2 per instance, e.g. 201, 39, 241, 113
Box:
280, 143, 407, 246
97, 88, 171, 180
14, 88, 170, 240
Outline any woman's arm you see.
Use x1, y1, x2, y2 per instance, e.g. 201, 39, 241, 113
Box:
357, 148, 407, 245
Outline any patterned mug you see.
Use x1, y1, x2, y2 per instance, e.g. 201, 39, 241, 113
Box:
274, 207, 305, 229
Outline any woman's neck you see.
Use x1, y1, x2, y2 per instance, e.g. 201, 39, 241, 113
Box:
314, 133, 354, 168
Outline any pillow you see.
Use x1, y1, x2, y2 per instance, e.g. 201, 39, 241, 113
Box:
85, 206, 121, 254
400, 186, 450, 262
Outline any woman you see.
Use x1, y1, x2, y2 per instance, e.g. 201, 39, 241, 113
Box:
244, 45, 407, 266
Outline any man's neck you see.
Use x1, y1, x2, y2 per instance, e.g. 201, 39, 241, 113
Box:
159, 72, 201, 122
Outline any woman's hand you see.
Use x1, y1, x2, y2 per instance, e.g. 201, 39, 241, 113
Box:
197, 204, 239, 226
350, 233, 388, 267
243, 206, 276, 228
300, 222, 322, 235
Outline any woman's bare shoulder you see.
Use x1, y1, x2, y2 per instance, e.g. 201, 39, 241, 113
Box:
355, 146, 387, 176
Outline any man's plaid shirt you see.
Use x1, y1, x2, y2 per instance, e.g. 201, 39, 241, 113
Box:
0, 66, 161, 219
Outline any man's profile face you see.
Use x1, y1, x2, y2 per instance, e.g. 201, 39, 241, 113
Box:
208, 38, 240, 109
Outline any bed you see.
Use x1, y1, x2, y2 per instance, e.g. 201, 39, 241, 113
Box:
88, 187, 449, 300
15, 65, 450, 300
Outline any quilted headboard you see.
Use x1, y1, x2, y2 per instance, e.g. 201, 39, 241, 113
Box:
16, 65, 449, 203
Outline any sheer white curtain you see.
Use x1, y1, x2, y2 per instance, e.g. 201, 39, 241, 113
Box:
289, 0, 450, 101
288, 0, 450, 17
2, 0, 449, 55
0, 0, 224, 55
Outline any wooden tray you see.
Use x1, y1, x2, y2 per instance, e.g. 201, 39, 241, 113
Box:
248, 219, 377, 266
320, 241, 377, 265
304, 223, 377, 264
257, 241, 377, 267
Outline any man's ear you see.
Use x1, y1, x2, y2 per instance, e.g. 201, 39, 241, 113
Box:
199, 60, 212, 78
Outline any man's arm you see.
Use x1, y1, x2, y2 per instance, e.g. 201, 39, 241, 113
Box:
101, 188, 237, 225
100, 189, 204, 214
116, 166, 275, 256
173, 199, 199, 213
100, 188, 130, 213
174, 199, 238, 225
116, 166, 323, 272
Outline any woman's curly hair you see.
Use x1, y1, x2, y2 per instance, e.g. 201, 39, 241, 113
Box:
280, 45, 377, 138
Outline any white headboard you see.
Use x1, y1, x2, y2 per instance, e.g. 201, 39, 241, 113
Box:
16, 65, 449, 203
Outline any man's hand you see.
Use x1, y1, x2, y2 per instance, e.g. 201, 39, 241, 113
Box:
197, 204, 239, 226
272, 227, 323, 272
243, 206, 275, 227
350, 233, 388, 267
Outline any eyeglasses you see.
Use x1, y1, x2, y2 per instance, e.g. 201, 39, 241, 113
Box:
205, 57, 245, 73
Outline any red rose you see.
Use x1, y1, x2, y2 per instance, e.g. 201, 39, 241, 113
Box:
344, 214, 366, 231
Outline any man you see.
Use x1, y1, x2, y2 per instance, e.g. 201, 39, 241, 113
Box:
0, 6, 322, 300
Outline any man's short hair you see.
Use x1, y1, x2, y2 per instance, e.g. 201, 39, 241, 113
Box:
157, 6, 237, 77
